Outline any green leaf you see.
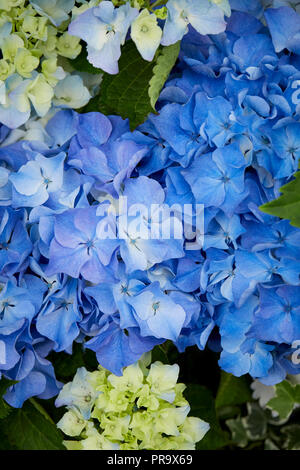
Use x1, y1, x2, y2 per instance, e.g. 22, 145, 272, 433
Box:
267, 381, 300, 420
241, 402, 268, 441
80, 40, 179, 130
215, 371, 252, 412
0, 427, 17, 450
216, 405, 241, 420
97, 40, 155, 130
148, 42, 180, 110
184, 384, 229, 450
226, 403, 268, 448
260, 169, 300, 228
282, 424, 300, 450
29, 398, 55, 425
264, 438, 280, 450
0, 397, 11, 419
3, 401, 64, 450
69, 48, 103, 75
0, 378, 16, 419
226, 416, 249, 448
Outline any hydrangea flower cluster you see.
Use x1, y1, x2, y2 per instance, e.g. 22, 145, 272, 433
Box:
0, 0, 102, 129
0, 1, 300, 409
55, 359, 209, 450
69, 0, 230, 73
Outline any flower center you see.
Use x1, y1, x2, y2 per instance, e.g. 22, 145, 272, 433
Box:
43, 176, 52, 187
61, 299, 72, 310
82, 239, 94, 255
106, 24, 115, 34
221, 175, 230, 183
84, 394, 91, 403
121, 284, 129, 295
261, 135, 270, 146
284, 304, 292, 314
268, 266, 278, 275
181, 10, 189, 23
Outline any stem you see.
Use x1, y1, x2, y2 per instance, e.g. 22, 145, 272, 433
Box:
150, 0, 168, 10
29, 398, 55, 425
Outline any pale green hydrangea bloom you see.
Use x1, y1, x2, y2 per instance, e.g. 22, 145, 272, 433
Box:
0, 0, 94, 127
15, 49, 40, 78
41, 58, 66, 87
57, 408, 88, 437
0, 0, 24, 12
2, 35, 25, 63
21, 14, 48, 41
56, 357, 210, 450
26, 72, 54, 115
0, 72, 53, 127
131, 9, 162, 61
0, 60, 15, 81
56, 33, 82, 59
53, 75, 91, 109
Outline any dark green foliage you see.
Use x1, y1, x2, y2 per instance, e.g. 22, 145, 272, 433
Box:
1, 401, 64, 450
260, 169, 300, 228
74, 40, 180, 130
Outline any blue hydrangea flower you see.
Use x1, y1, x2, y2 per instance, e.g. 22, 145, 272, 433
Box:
10, 152, 66, 208
182, 144, 247, 215
0, 208, 32, 277
36, 278, 82, 352
203, 211, 246, 250
151, 92, 209, 167
4, 358, 61, 408
85, 323, 162, 376
250, 286, 300, 344
69, 1, 138, 74
162, 0, 226, 46
235, 250, 300, 300
118, 176, 184, 272
30, 0, 75, 27
126, 282, 186, 341
219, 340, 274, 378
229, 0, 263, 18
265, 5, 300, 53
45, 206, 119, 283
2, 3, 300, 405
